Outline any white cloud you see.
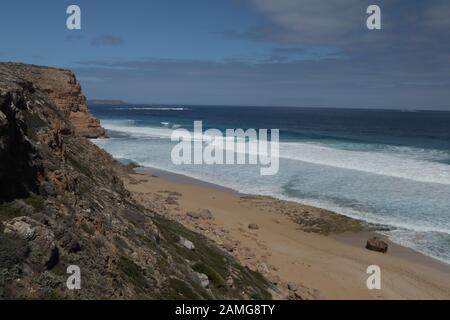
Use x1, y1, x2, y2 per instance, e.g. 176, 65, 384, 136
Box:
247, 0, 367, 43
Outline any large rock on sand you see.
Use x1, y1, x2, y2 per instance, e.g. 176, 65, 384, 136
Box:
366, 237, 388, 253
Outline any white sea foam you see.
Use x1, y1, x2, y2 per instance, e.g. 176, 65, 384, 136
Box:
100, 121, 450, 185
102, 122, 174, 138
279, 142, 450, 185
160, 122, 181, 129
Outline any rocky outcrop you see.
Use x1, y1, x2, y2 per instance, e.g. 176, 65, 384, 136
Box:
0, 63, 272, 299
4, 216, 59, 270
0, 63, 105, 138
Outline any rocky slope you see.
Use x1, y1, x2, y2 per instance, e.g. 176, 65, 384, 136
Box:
0, 62, 272, 299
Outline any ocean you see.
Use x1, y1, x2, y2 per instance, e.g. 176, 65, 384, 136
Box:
89, 104, 450, 264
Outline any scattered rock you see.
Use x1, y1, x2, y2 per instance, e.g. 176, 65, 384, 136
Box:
366, 237, 388, 253
269, 275, 281, 286
226, 276, 234, 288
223, 242, 236, 253
248, 223, 259, 230
293, 290, 304, 300
196, 272, 210, 288
166, 196, 179, 205
186, 211, 202, 219
257, 262, 270, 274
0, 111, 7, 128
287, 282, 298, 291
179, 236, 195, 250
39, 181, 56, 196
199, 209, 213, 220
3, 218, 36, 240
187, 209, 213, 220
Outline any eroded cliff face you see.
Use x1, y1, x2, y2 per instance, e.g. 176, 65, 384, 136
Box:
1, 63, 105, 138
0, 63, 271, 299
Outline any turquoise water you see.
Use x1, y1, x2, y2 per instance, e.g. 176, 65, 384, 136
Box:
89, 104, 450, 264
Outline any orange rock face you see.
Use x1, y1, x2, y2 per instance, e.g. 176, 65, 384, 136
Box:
1, 63, 105, 138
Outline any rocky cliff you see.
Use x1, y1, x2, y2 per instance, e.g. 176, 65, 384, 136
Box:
0, 62, 271, 299
1, 63, 105, 138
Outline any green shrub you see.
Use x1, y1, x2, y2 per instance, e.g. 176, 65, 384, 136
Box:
44, 289, 65, 300
24, 194, 44, 211
0, 233, 28, 269
0, 202, 22, 222
118, 256, 149, 292
192, 261, 226, 289
167, 278, 203, 300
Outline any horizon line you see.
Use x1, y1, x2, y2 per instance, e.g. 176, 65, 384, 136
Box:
87, 99, 450, 112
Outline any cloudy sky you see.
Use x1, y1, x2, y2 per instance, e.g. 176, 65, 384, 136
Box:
1, 0, 449, 109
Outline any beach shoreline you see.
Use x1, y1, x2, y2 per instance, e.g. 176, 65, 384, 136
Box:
122, 165, 450, 299
136, 166, 450, 271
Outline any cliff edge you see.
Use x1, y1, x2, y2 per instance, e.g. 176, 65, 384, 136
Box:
1, 63, 105, 138
0, 62, 272, 299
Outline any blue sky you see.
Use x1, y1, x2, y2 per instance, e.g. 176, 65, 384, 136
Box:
1, 0, 449, 109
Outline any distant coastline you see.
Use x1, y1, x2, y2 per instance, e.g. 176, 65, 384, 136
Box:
88, 99, 127, 105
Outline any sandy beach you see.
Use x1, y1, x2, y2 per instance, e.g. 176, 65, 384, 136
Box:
120, 166, 450, 300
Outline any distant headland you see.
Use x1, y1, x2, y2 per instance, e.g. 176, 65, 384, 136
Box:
88, 99, 127, 105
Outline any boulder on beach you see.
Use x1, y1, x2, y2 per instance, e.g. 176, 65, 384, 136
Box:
248, 223, 259, 230
365, 237, 388, 253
